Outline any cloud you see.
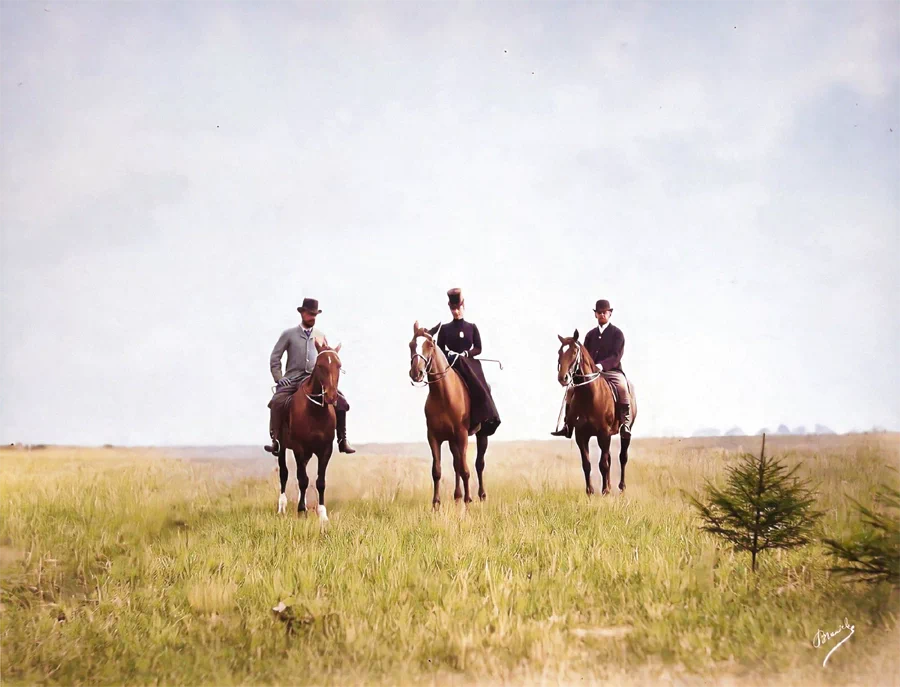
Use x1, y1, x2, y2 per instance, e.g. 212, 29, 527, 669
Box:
1, 2, 897, 443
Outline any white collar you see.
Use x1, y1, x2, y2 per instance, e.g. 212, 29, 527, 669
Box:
598, 322, 611, 334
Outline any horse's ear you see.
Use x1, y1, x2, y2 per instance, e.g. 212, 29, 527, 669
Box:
413, 320, 419, 335
557, 334, 566, 344
573, 329, 580, 342
314, 338, 324, 352
334, 343, 342, 354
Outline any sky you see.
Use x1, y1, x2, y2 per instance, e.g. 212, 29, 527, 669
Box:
1, 1, 898, 445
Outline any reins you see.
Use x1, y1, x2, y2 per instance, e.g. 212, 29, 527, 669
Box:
409, 322, 504, 387
554, 342, 603, 434
409, 344, 460, 387
562, 344, 602, 387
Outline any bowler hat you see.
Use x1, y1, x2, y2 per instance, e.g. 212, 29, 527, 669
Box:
594, 299, 613, 313
447, 288, 464, 307
297, 298, 323, 314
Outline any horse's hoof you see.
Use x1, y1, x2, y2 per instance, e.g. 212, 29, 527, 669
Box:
619, 483, 626, 492
602, 488, 611, 496
586, 488, 594, 497
277, 494, 287, 514
316, 505, 329, 523
432, 501, 440, 511
479, 493, 487, 502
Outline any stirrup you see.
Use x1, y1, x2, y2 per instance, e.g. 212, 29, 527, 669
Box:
550, 425, 572, 438
265, 439, 281, 455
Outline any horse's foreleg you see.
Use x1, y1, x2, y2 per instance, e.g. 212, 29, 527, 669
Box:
576, 432, 594, 496
294, 450, 310, 515
449, 432, 471, 504
598, 434, 612, 496
428, 433, 442, 510
277, 448, 289, 514
618, 431, 631, 492
315, 446, 332, 522
475, 433, 488, 501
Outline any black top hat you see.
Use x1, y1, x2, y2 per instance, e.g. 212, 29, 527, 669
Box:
594, 299, 613, 313
297, 298, 322, 314
447, 288, 464, 307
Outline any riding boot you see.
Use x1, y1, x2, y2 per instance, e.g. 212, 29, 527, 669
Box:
616, 402, 632, 435
550, 424, 573, 438
264, 405, 283, 454
336, 409, 356, 454
551, 401, 574, 438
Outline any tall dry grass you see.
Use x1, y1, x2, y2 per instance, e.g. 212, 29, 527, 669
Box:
1, 436, 897, 686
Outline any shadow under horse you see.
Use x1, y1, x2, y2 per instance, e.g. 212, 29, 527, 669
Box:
276, 340, 343, 520
557, 330, 637, 495
409, 321, 491, 508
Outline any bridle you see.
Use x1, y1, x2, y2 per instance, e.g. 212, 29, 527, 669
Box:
559, 342, 602, 388
409, 328, 460, 387
306, 349, 342, 407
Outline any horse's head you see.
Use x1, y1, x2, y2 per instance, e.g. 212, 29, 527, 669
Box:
557, 329, 582, 386
409, 321, 432, 383
313, 339, 342, 406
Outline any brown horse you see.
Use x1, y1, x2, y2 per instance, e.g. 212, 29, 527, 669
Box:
409, 321, 489, 508
277, 340, 343, 520
557, 330, 636, 495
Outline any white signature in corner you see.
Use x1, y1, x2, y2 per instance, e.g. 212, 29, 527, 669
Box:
812, 617, 855, 667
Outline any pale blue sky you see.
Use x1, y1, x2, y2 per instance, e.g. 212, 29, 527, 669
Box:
1, 1, 897, 444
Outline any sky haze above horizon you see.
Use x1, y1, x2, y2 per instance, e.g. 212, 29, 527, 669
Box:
1, 1, 898, 445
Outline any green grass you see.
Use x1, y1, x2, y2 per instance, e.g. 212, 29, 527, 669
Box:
1, 437, 898, 686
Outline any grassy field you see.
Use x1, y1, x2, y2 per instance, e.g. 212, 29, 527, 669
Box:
1, 435, 898, 686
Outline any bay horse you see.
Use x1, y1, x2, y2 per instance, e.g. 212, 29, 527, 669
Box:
557, 330, 637, 495
409, 321, 489, 508
276, 340, 342, 520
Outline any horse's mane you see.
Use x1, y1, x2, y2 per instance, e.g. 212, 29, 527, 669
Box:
576, 341, 598, 374
422, 336, 450, 369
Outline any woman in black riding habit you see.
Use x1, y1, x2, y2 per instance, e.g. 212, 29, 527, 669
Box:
429, 288, 501, 437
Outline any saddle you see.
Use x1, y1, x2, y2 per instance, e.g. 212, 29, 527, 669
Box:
565, 373, 632, 408
271, 374, 350, 413
285, 387, 350, 413
603, 377, 621, 403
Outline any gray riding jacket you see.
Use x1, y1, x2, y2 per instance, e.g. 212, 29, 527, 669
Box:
270, 326, 327, 383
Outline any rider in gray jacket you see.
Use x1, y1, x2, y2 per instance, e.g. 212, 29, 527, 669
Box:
265, 298, 355, 455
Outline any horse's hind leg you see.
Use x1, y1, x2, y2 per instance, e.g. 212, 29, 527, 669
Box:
449, 432, 471, 504
576, 432, 594, 496
598, 434, 612, 496
475, 432, 488, 501
618, 431, 631, 492
428, 433, 442, 510
277, 448, 289, 514
315, 446, 333, 522
294, 449, 310, 515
